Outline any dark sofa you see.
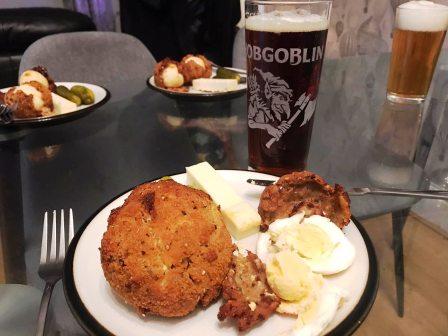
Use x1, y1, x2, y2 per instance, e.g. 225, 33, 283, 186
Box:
0, 7, 95, 88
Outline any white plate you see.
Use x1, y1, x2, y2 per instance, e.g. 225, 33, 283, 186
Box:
147, 68, 247, 101
0, 82, 109, 125
64, 170, 378, 336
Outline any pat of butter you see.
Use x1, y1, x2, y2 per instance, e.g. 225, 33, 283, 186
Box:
51, 93, 77, 114
221, 202, 260, 239
186, 162, 261, 239
192, 78, 238, 92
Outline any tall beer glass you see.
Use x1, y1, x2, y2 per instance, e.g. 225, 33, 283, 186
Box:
387, 1, 448, 103
246, 1, 331, 176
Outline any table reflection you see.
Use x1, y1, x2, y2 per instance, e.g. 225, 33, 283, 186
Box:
367, 100, 423, 187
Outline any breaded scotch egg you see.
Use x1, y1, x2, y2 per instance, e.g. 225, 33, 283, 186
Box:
19, 70, 49, 88
180, 54, 212, 83
100, 179, 233, 317
4, 81, 53, 118
154, 59, 185, 89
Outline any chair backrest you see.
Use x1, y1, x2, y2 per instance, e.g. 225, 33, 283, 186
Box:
232, 28, 246, 70
19, 32, 156, 89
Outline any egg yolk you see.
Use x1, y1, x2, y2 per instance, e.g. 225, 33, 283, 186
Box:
276, 223, 333, 259
266, 250, 318, 301
185, 56, 205, 68
19, 70, 49, 88
162, 65, 184, 88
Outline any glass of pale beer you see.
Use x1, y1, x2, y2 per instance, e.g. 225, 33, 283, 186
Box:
245, 1, 331, 176
387, 1, 448, 103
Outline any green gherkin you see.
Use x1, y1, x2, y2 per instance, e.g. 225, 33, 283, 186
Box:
215, 67, 241, 83
56, 86, 82, 106
70, 85, 95, 105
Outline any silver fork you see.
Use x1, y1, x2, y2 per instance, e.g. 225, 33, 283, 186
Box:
349, 187, 448, 199
247, 178, 448, 200
36, 209, 74, 336
0, 103, 13, 124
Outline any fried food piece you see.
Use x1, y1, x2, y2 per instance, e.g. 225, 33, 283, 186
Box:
0, 91, 4, 104
5, 81, 53, 118
180, 54, 212, 83
167, 86, 189, 93
101, 180, 233, 317
218, 249, 280, 331
154, 59, 185, 89
19, 70, 49, 89
31, 65, 56, 93
32, 66, 56, 92
258, 171, 351, 231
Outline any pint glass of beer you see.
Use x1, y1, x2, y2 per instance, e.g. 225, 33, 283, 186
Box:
387, 1, 448, 103
245, 1, 331, 176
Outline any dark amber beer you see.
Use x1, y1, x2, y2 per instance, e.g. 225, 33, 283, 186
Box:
387, 1, 448, 102
245, 2, 331, 176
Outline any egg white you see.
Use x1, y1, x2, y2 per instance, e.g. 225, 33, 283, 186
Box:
279, 281, 347, 336
301, 216, 355, 275
256, 214, 355, 275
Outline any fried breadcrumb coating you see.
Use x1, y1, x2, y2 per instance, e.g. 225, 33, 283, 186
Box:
32, 66, 56, 92
5, 81, 53, 118
180, 54, 212, 83
101, 180, 233, 317
218, 250, 280, 331
154, 59, 185, 89
258, 171, 351, 231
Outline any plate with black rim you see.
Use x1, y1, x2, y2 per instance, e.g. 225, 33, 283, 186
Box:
147, 68, 247, 101
63, 169, 378, 336
0, 82, 110, 127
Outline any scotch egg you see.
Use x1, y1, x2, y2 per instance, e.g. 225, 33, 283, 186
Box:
19, 70, 49, 88
180, 54, 212, 83
154, 59, 185, 89
4, 81, 54, 118
257, 213, 355, 275
266, 250, 347, 336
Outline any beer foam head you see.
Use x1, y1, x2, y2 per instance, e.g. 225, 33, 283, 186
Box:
396, 1, 448, 31
246, 10, 328, 32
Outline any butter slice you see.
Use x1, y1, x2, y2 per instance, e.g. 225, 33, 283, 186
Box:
186, 162, 261, 239
51, 93, 77, 114
192, 78, 238, 92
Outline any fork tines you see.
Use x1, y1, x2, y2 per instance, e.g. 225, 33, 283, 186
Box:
0, 103, 13, 124
40, 209, 74, 264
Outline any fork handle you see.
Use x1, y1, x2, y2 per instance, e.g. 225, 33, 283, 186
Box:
368, 189, 448, 200
36, 282, 55, 336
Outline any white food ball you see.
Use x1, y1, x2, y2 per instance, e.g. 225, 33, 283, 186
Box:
184, 56, 205, 68
257, 213, 355, 275
13, 84, 45, 110
279, 281, 347, 336
162, 65, 184, 88
19, 70, 49, 88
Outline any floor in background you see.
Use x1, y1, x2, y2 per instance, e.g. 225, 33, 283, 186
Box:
411, 197, 448, 237
355, 213, 448, 336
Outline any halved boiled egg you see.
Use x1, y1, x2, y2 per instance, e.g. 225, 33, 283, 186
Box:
162, 64, 184, 88
265, 250, 347, 336
19, 70, 49, 88
279, 280, 347, 336
257, 213, 355, 275
184, 55, 205, 69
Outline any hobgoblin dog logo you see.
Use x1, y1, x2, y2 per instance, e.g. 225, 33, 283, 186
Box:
248, 68, 315, 148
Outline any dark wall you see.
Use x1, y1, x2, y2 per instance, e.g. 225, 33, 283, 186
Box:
0, 7, 95, 88
120, 0, 240, 66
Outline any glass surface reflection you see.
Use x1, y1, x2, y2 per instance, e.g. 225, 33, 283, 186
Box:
157, 99, 247, 169
367, 99, 423, 187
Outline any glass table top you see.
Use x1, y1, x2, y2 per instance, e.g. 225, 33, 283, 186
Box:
1, 51, 447, 335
